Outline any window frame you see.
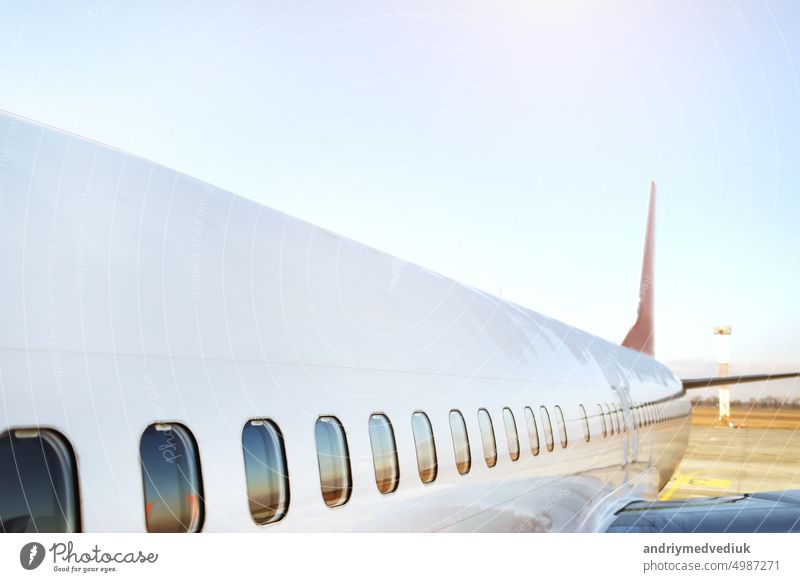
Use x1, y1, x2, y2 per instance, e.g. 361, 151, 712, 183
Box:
477, 408, 498, 467
502, 407, 520, 462
411, 411, 438, 484
597, 404, 608, 438
579, 404, 590, 443
554, 405, 568, 449
241, 418, 290, 526
448, 410, 472, 476
540, 406, 555, 452
139, 422, 205, 533
368, 413, 400, 494
314, 416, 353, 508
0, 427, 81, 533
524, 406, 540, 456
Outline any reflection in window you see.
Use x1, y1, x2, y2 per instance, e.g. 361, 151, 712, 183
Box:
368, 414, 399, 494
579, 405, 590, 443
597, 404, 608, 438
524, 407, 540, 456
478, 409, 497, 467
618, 404, 627, 433
448, 410, 471, 475
411, 412, 437, 483
140, 423, 204, 533
241, 419, 289, 525
540, 407, 554, 452
0, 429, 80, 533
555, 405, 568, 448
502, 408, 520, 461
315, 416, 352, 507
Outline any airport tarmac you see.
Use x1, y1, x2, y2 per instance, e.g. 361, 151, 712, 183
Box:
660, 407, 800, 500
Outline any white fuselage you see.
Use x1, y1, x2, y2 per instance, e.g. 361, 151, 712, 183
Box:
0, 111, 690, 532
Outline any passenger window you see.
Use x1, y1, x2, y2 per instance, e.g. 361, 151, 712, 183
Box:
555, 405, 568, 448
579, 405, 590, 442
502, 408, 520, 461
448, 410, 471, 475
540, 406, 554, 452
477, 409, 498, 467
0, 429, 80, 533
597, 404, 608, 438
140, 423, 204, 533
368, 414, 400, 493
604, 403, 614, 435
524, 406, 540, 456
315, 416, 352, 507
242, 419, 289, 525
411, 412, 437, 483
610, 404, 620, 434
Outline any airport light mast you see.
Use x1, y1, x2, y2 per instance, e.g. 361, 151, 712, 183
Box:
714, 326, 732, 426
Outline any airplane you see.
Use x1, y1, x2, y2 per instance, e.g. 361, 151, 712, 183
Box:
1, 109, 798, 533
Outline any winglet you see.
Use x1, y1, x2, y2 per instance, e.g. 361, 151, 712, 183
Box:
622, 181, 656, 356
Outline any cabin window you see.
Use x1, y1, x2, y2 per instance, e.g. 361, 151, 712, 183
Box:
579, 405, 590, 442
140, 423, 204, 533
368, 414, 399, 493
411, 412, 437, 483
315, 416, 352, 507
477, 409, 498, 467
604, 403, 614, 435
618, 404, 627, 433
502, 408, 520, 461
555, 405, 568, 448
524, 407, 540, 456
0, 429, 80, 533
597, 404, 608, 438
610, 403, 621, 434
540, 406, 555, 452
448, 410, 471, 475
241, 419, 289, 525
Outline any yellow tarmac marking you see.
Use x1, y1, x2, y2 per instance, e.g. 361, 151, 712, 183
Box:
659, 472, 695, 501
660, 472, 732, 500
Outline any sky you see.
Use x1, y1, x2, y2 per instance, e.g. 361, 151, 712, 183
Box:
0, 0, 798, 397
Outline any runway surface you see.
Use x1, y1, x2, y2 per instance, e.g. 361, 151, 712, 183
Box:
660, 407, 800, 500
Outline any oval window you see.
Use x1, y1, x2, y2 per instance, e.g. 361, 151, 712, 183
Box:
477, 409, 498, 467
555, 405, 568, 448
524, 407, 540, 456
502, 408, 520, 461
368, 414, 400, 494
411, 412, 437, 483
0, 428, 80, 532
597, 404, 608, 438
579, 404, 590, 443
448, 410, 471, 475
540, 407, 554, 452
315, 416, 352, 507
241, 419, 289, 525
140, 423, 204, 533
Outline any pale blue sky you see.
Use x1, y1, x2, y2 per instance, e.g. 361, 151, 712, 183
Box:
1, 0, 798, 396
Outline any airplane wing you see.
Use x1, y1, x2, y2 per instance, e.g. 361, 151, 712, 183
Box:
682, 372, 800, 389
607, 490, 800, 532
